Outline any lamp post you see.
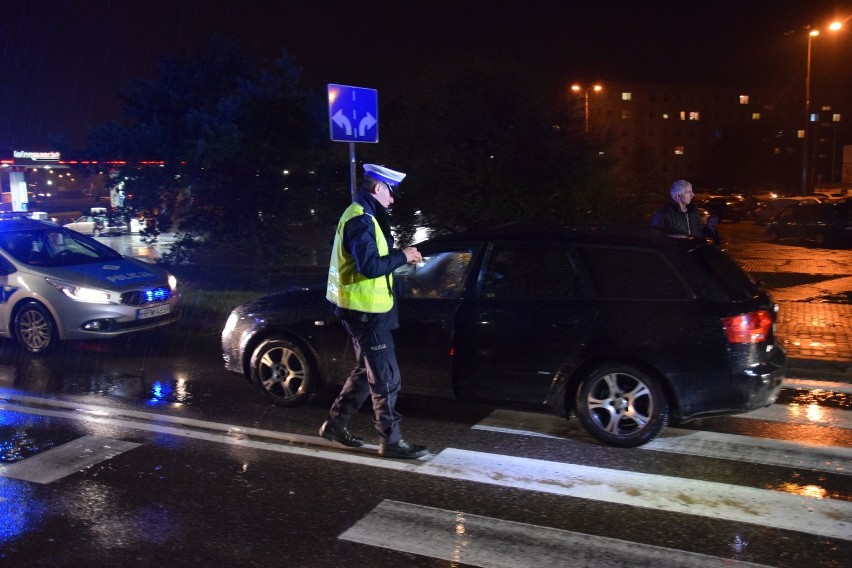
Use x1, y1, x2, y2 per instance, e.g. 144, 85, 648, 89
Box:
801, 21, 842, 195
571, 83, 602, 133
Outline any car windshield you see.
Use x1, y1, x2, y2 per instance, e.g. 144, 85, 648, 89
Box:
0, 227, 123, 267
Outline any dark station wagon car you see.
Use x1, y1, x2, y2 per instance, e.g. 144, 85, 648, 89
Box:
766, 200, 852, 248
222, 227, 786, 448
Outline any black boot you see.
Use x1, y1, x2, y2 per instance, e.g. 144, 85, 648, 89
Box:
379, 439, 429, 459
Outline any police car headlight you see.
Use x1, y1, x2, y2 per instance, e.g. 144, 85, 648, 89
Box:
168, 274, 178, 290
45, 278, 112, 304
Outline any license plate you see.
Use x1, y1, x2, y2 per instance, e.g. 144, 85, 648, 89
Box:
137, 304, 170, 319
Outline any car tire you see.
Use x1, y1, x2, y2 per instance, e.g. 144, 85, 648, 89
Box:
575, 364, 669, 448
14, 302, 57, 354
249, 338, 318, 407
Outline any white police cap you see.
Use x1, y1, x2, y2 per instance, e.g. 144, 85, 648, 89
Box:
363, 164, 406, 188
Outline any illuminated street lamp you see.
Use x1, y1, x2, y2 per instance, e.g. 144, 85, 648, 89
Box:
801, 21, 842, 194
571, 83, 603, 133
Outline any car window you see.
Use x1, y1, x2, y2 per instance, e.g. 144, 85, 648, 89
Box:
577, 245, 689, 300
480, 242, 579, 300
395, 249, 473, 299
0, 228, 122, 267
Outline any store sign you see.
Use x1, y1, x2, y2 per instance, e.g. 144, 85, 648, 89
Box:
13, 150, 61, 161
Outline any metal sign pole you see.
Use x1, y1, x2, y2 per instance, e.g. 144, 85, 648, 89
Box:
349, 142, 357, 202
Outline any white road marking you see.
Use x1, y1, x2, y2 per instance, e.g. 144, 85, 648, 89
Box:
418, 448, 852, 542
0, 435, 140, 484
2, 393, 850, 543
341, 500, 773, 568
733, 403, 852, 428
476, 409, 851, 474
643, 430, 851, 474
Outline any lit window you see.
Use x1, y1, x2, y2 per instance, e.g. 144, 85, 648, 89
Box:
689, 112, 700, 121
674, 146, 684, 155
797, 130, 805, 139
739, 95, 749, 104
679, 111, 686, 120
621, 92, 632, 101
752, 113, 761, 120
809, 113, 818, 122
621, 109, 631, 119
832, 113, 841, 122
662, 113, 670, 120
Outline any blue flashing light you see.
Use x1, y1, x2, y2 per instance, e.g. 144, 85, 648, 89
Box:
143, 287, 170, 303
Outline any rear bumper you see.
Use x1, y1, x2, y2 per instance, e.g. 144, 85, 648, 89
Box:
679, 344, 786, 422
732, 350, 786, 409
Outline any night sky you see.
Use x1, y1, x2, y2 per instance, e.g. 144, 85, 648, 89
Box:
1, 0, 849, 150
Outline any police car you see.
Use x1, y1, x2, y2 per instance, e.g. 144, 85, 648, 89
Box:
0, 215, 180, 353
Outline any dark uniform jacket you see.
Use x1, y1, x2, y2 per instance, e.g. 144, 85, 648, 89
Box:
334, 189, 408, 331
651, 200, 703, 237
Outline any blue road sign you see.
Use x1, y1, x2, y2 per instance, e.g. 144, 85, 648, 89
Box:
328, 84, 379, 143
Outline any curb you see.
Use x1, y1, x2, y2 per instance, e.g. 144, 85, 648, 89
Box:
785, 358, 852, 383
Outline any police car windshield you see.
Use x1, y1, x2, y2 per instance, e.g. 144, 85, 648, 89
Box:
0, 228, 122, 267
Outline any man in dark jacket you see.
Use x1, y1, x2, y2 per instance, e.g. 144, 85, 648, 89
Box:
320, 163, 429, 459
651, 179, 703, 237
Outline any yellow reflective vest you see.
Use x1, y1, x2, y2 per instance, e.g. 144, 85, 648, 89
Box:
326, 202, 394, 313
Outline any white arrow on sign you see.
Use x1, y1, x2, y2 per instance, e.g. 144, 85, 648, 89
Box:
358, 112, 377, 137
332, 110, 352, 136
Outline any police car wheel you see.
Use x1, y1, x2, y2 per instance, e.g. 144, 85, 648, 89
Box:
249, 338, 317, 407
575, 363, 669, 448
14, 302, 57, 354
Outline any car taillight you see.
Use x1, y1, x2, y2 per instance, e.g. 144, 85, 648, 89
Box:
722, 310, 773, 343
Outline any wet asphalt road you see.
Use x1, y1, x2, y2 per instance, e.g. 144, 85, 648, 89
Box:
0, 225, 851, 567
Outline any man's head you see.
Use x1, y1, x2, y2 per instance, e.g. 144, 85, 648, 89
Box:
363, 164, 406, 209
669, 179, 694, 210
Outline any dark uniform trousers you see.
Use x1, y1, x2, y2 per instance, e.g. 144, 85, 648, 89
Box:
328, 318, 402, 444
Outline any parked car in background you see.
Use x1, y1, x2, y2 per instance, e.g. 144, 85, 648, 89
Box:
813, 187, 851, 200
63, 214, 128, 236
766, 200, 852, 248
222, 226, 785, 448
697, 194, 748, 223
751, 196, 822, 224
0, 216, 180, 353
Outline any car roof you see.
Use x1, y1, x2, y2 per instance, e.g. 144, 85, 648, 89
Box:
420, 225, 705, 251
0, 215, 60, 232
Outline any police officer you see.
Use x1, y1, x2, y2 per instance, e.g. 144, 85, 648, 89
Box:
319, 164, 429, 459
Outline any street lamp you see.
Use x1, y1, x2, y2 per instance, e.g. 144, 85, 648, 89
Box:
571, 83, 602, 133
801, 21, 842, 194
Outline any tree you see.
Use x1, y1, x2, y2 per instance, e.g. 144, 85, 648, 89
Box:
375, 58, 622, 243
85, 36, 332, 266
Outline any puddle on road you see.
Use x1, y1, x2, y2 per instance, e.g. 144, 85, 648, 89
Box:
808, 292, 852, 305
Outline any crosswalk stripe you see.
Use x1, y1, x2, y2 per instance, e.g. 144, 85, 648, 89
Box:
417, 448, 852, 542
643, 429, 852, 474
732, 403, 852, 428
340, 500, 773, 568
0, 435, 140, 484
475, 409, 852, 474
4, 394, 850, 543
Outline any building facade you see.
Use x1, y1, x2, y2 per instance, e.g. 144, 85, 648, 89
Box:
580, 80, 849, 195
